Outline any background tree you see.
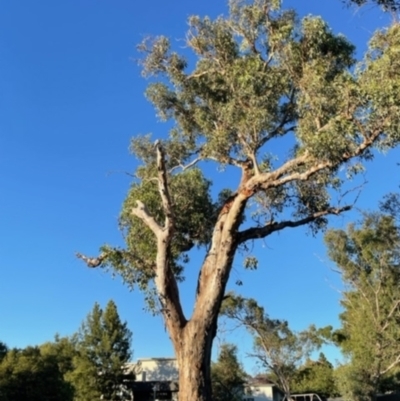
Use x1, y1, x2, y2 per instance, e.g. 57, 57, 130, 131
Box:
0, 343, 7, 364
40, 335, 77, 385
0, 343, 7, 401
0, 346, 74, 401
291, 353, 338, 398
221, 294, 324, 399
325, 206, 400, 401
66, 300, 133, 401
211, 343, 248, 401
77, 0, 400, 399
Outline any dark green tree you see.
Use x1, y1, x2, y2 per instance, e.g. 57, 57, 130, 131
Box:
211, 343, 248, 401
40, 335, 77, 382
0, 346, 74, 401
77, 0, 400, 399
325, 207, 400, 401
291, 353, 338, 398
0, 343, 7, 364
67, 300, 133, 401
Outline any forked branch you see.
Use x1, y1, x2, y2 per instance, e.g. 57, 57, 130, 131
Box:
249, 127, 382, 195
131, 200, 162, 236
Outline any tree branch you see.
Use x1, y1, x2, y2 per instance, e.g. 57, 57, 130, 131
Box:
208, 154, 247, 169
168, 155, 203, 174
246, 127, 382, 196
131, 200, 163, 236
154, 141, 175, 230
381, 299, 400, 332
136, 142, 187, 336
237, 205, 352, 244
76, 252, 108, 268
380, 353, 400, 376
256, 89, 297, 150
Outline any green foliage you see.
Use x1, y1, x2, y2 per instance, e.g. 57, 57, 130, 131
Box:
40, 335, 77, 380
95, 0, 400, 308
334, 364, 373, 401
221, 294, 325, 396
211, 343, 248, 401
0, 346, 74, 401
66, 300, 133, 401
291, 353, 338, 398
360, 25, 400, 152
112, 166, 215, 289
325, 207, 400, 401
0, 304, 134, 401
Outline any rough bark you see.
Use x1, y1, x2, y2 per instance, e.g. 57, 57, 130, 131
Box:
172, 253, 234, 401
175, 320, 216, 401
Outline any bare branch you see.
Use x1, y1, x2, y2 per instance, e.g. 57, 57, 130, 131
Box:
168, 156, 203, 174
186, 70, 211, 80
380, 354, 400, 376
131, 142, 187, 336
131, 200, 163, 235
257, 152, 310, 188
76, 252, 107, 268
237, 205, 352, 244
381, 299, 400, 332
155, 141, 175, 229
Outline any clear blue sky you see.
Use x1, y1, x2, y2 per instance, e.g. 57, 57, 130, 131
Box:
0, 0, 398, 373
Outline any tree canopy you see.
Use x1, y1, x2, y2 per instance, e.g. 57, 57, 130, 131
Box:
291, 353, 338, 398
85, 0, 400, 297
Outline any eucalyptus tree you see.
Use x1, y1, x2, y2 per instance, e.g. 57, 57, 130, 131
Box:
325, 207, 400, 401
221, 294, 324, 399
77, 0, 400, 400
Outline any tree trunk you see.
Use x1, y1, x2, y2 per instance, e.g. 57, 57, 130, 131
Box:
169, 203, 238, 401
175, 319, 216, 401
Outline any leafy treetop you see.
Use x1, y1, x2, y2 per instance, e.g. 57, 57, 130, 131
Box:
90, 0, 400, 304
